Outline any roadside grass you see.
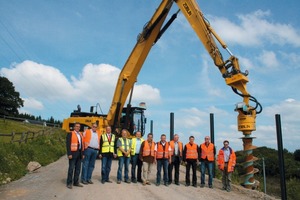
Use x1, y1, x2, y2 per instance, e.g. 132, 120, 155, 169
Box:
0, 119, 66, 185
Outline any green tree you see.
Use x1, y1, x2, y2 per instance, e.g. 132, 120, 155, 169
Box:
294, 149, 300, 162
0, 76, 24, 116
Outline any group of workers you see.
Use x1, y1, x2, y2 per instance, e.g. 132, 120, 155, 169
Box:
66, 123, 236, 192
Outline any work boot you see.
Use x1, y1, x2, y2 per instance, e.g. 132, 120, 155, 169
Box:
73, 183, 83, 187
81, 180, 88, 185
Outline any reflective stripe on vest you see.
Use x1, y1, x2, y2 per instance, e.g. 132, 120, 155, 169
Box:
101, 134, 115, 153
117, 138, 130, 157
185, 143, 198, 159
200, 143, 215, 161
71, 131, 83, 152
156, 142, 169, 159
142, 141, 155, 157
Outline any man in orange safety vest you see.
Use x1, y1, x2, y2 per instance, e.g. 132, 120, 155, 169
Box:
199, 136, 216, 188
217, 140, 236, 192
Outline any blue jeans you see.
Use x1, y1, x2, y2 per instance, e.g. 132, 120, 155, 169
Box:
117, 156, 130, 181
101, 155, 113, 182
156, 159, 168, 184
81, 148, 98, 182
200, 161, 213, 186
131, 154, 142, 181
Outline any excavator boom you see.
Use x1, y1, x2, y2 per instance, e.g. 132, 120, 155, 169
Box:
106, 0, 174, 130
107, 0, 262, 187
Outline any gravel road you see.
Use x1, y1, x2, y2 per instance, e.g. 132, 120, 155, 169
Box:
0, 156, 277, 200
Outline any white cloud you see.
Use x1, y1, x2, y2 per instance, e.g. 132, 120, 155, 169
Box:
132, 84, 161, 104
206, 106, 229, 116
175, 107, 208, 129
252, 99, 300, 152
1, 60, 74, 100
18, 97, 44, 115
238, 56, 254, 70
0, 61, 161, 115
257, 50, 279, 69
198, 54, 224, 97
22, 97, 44, 110
264, 98, 300, 122
70, 63, 120, 103
210, 10, 300, 47
280, 52, 300, 69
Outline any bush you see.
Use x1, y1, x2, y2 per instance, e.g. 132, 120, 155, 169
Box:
287, 178, 300, 200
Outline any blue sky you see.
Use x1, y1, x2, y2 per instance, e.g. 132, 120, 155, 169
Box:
1, 0, 300, 152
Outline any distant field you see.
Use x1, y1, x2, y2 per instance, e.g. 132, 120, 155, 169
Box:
0, 118, 63, 143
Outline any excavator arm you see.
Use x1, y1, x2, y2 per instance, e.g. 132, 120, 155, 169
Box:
174, 0, 262, 132
106, 0, 174, 130
175, 1, 262, 188
107, 0, 262, 188
107, 0, 261, 134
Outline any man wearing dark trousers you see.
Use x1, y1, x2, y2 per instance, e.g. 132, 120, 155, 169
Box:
66, 123, 85, 189
99, 126, 117, 184
183, 136, 199, 187
155, 134, 171, 186
168, 134, 183, 185
130, 131, 144, 183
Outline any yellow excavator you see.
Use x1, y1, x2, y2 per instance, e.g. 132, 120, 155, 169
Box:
62, 0, 262, 188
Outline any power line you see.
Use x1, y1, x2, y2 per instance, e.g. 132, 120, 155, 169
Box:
0, 18, 33, 61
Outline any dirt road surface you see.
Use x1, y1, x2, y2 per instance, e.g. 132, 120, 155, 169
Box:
0, 156, 276, 200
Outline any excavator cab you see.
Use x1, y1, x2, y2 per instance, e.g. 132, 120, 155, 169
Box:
119, 105, 146, 137
62, 104, 146, 136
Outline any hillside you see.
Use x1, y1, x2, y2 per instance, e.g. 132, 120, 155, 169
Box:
234, 146, 300, 199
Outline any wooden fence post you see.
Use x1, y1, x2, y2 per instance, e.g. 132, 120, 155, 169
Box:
19, 132, 25, 145
25, 131, 29, 143
11, 132, 15, 143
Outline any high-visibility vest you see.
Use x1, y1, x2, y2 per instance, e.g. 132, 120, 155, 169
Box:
131, 137, 144, 155
101, 134, 115, 153
200, 143, 215, 161
83, 129, 101, 149
218, 147, 236, 172
117, 138, 130, 157
169, 140, 183, 156
156, 142, 170, 159
185, 143, 198, 159
70, 131, 84, 152
142, 141, 155, 157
